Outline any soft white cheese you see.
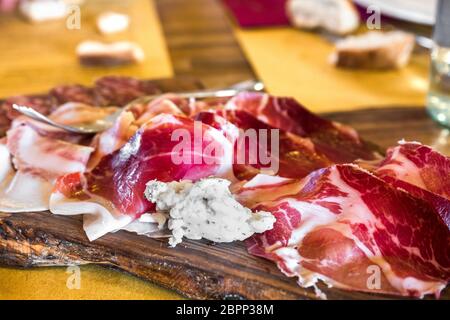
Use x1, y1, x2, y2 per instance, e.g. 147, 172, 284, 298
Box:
145, 178, 275, 247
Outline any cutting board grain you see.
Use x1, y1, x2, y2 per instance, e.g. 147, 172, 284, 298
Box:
1, 93, 449, 299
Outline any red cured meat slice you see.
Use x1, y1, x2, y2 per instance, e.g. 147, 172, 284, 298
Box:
247, 164, 449, 298
226, 92, 382, 163
376, 142, 450, 199
88, 94, 188, 169
53, 114, 235, 221
375, 141, 450, 228
195, 110, 333, 180
94, 76, 161, 106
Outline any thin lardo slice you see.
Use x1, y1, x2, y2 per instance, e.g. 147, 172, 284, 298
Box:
286, 0, 360, 35
330, 31, 415, 69
0, 120, 93, 212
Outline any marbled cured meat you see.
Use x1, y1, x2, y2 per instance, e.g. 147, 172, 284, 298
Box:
226, 92, 381, 163
246, 164, 449, 298
195, 110, 333, 180
375, 141, 450, 227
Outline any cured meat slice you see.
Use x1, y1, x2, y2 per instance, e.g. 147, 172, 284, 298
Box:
50, 84, 97, 105
1, 94, 56, 120
94, 76, 161, 106
233, 174, 304, 209
226, 92, 382, 163
376, 141, 450, 199
50, 114, 236, 240
0, 120, 93, 212
374, 141, 450, 227
195, 110, 333, 180
48, 102, 119, 127
247, 164, 450, 298
88, 94, 188, 169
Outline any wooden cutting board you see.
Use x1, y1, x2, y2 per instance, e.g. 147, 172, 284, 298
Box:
0, 77, 449, 299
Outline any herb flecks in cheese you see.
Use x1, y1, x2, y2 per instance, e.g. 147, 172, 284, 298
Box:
144, 178, 275, 247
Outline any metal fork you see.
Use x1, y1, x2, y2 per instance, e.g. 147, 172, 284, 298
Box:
12, 80, 264, 135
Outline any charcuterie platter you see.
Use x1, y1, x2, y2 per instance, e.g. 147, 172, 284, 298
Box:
0, 76, 448, 300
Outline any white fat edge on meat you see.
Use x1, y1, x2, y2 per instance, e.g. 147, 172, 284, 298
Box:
234, 174, 305, 209
10, 125, 94, 176
242, 174, 292, 188
0, 171, 53, 212
120, 213, 169, 237
50, 188, 169, 241
0, 143, 14, 189
224, 93, 271, 124
144, 178, 275, 247
377, 142, 427, 190
50, 190, 133, 241
0, 127, 93, 213
199, 119, 238, 182
0, 144, 52, 212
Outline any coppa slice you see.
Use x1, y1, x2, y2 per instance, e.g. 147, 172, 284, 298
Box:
50, 114, 236, 241
195, 110, 333, 180
247, 164, 450, 298
226, 92, 382, 163
375, 141, 450, 227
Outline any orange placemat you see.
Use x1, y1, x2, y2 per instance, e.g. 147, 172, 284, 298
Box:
234, 27, 430, 112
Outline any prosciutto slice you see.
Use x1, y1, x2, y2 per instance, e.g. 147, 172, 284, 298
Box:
88, 94, 188, 169
50, 114, 236, 240
247, 164, 450, 298
226, 92, 381, 163
374, 141, 450, 227
195, 110, 333, 180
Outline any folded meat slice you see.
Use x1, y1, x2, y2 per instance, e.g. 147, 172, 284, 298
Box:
88, 94, 188, 169
375, 141, 450, 227
48, 102, 119, 126
247, 164, 449, 298
226, 92, 382, 163
0, 120, 93, 212
50, 114, 236, 241
195, 110, 333, 180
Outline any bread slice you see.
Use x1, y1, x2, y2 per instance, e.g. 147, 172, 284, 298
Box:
97, 12, 130, 35
286, 0, 360, 35
330, 31, 415, 69
76, 41, 145, 66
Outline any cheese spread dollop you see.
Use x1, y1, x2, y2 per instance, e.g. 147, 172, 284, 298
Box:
144, 178, 275, 247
